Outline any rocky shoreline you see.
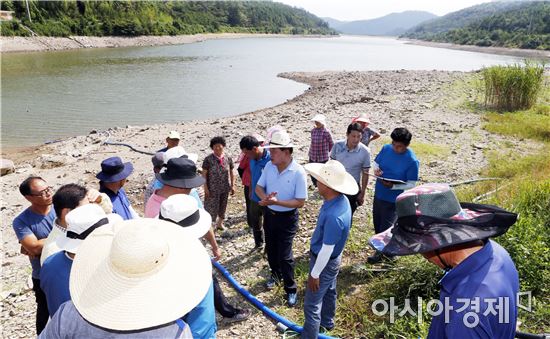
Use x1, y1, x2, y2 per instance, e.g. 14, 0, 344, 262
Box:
0, 70, 542, 338
404, 38, 550, 59
0, 33, 328, 53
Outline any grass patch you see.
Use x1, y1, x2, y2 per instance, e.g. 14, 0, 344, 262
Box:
482, 62, 545, 111
453, 83, 550, 333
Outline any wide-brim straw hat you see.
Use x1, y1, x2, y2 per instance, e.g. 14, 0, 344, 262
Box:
57, 204, 122, 254
158, 194, 212, 239
69, 218, 212, 331
353, 113, 371, 124
368, 183, 517, 256
264, 129, 297, 149
304, 160, 359, 195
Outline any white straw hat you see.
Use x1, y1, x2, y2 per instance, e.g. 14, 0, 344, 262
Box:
159, 194, 212, 239
167, 131, 180, 139
57, 204, 122, 254
264, 130, 297, 149
69, 219, 212, 331
311, 114, 327, 125
304, 160, 359, 195
163, 146, 198, 165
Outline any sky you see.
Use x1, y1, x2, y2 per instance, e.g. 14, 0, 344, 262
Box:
276, 0, 491, 21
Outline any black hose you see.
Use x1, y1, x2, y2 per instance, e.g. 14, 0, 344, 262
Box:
516, 331, 549, 339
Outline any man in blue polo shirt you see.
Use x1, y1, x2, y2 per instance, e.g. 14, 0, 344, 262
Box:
241, 134, 271, 250
330, 122, 371, 216
369, 183, 519, 339
368, 127, 419, 264
302, 160, 357, 338
256, 130, 307, 307
12, 176, 56, 334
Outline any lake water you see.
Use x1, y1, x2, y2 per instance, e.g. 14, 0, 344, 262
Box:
1, 35, 523, 148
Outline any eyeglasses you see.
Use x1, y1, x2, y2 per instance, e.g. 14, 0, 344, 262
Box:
30, 186, 53, 198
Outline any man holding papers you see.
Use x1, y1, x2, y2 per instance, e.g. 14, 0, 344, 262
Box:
368, 127, 419, 264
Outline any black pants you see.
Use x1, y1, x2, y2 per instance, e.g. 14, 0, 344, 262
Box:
264, 208, 299, 294
372, 197, 397, 234
213, 275, 238, 318
244, 186, 264, 247
32, 278, 49, 335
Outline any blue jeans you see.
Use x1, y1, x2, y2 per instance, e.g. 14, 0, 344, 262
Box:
372, 197, 397, 234
302, 253, 342, 339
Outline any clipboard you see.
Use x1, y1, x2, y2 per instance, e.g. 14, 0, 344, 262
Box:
373, 176, 406, 185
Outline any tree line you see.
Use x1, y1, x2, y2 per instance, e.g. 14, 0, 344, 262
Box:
0, 0, 336, 37
403, 1, 550, 50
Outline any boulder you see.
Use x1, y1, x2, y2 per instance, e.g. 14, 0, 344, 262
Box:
0, 159, 15, 176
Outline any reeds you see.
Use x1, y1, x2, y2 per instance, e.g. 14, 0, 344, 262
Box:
482, 61, 545, 111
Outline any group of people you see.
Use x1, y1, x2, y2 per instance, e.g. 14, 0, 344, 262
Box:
12, 113, 521, 338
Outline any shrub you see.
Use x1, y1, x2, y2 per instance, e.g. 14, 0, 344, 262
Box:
481, 62, 545, 111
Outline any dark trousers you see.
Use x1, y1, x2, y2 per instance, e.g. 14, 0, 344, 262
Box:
250, 201, 265, 247
264, 208, 299, 294
244, 185, 252, 226
373, 197, 397, 234
213, 275, 238, 318
32, 278, 49, 335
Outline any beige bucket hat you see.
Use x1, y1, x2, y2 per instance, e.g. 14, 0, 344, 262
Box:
159, 194, 212, 239
69, 218, 212, 331
304, 160, 359, 195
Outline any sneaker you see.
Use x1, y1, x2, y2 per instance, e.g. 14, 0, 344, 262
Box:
320, 325, 334, 333
265, 277, 278, 290
287, 292, 298, 307
225, 309, 251, 323
367, 251, 383, 264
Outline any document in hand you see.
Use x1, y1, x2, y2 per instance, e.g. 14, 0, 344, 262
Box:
373, 176, 406, 185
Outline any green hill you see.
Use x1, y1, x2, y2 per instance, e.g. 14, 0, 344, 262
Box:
0, 0, 336, 37
402, 1, 550, 50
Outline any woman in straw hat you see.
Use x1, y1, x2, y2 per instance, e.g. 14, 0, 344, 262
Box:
301, 160, 358, 338
308, 114, 334, 187
39, 218, 212, 338
369, 183, 519, 339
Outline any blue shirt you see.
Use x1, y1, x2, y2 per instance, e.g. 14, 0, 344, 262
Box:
12, 207, 56, 278
40, 251, 72, 316
250, 149, 271, 202
39, 300, 192, 338
256, 159, 308, 212
184, 281, 216, 339
330, 140, 371, 183
99, 185, 134, 220
374, 144, 419, 203
310, 194, 351, 258
428, 240, 519, 339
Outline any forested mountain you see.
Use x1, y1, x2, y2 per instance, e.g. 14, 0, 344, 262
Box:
402, 1, 550, 50
0, 0, 336, 37
324, 11, 437, 36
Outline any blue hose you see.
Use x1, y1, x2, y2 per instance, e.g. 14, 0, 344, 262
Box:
212, 260, 336, 339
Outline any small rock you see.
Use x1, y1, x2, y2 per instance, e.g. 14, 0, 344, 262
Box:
0, 159, 15, 176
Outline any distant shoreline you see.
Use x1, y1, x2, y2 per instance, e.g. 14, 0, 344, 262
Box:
403, 38, 550, 59
0, 33, 331, 53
